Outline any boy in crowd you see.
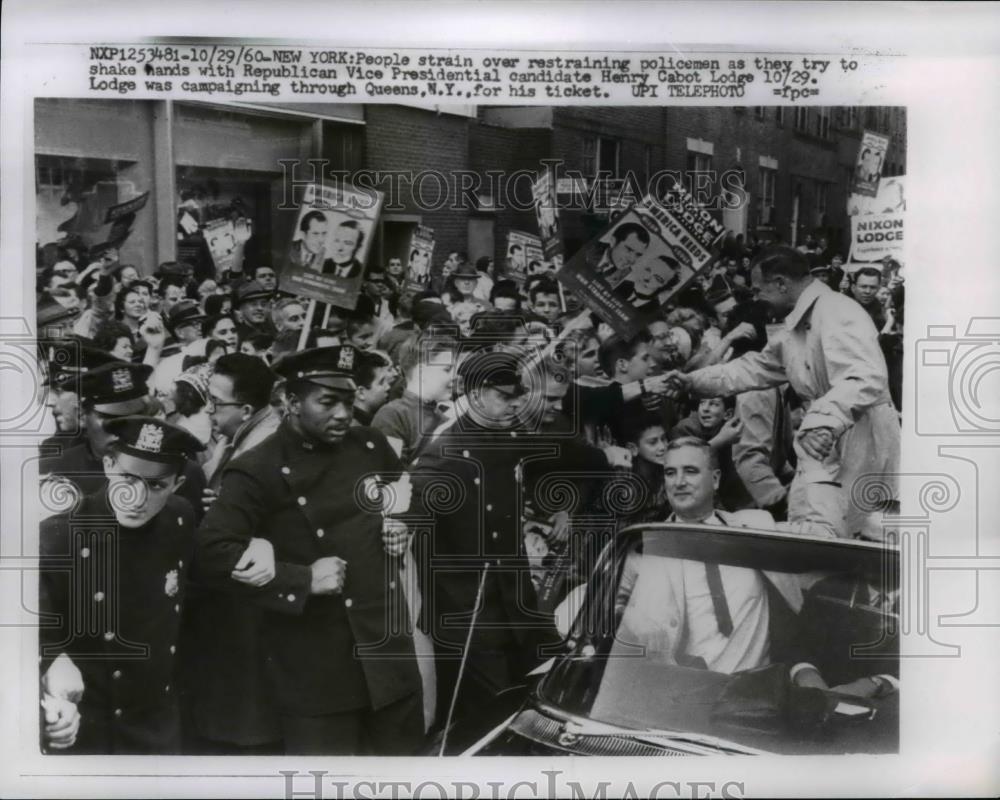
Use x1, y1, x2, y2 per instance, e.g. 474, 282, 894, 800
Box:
670, 395, 754, 511
621, 412, 670, 522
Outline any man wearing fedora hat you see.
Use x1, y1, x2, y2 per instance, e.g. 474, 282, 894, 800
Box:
39, 417, 205, 754
152, 300, 208, 396
233, 280, 276, 343
197, 345, 423, 755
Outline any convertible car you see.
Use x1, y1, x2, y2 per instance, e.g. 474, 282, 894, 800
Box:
437, 521, 899, 756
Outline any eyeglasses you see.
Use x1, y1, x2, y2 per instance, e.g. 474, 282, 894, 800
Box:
207, 395, 244, 410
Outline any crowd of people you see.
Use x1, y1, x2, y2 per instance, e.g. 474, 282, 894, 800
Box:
35, 230, 903, 756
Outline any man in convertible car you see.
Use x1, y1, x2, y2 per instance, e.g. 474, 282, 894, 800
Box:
609, 437, 828, 673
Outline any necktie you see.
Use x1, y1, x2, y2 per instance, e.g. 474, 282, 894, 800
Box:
704, 562, 733, 637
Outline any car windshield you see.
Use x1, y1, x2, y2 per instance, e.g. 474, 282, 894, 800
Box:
537, 524, 899, 755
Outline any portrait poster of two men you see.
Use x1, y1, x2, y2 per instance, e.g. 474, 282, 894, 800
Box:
282, 183, 384, 309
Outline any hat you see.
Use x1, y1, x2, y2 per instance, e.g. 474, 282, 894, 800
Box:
42, 339, 120, 389
79, 362, 153, 415
167, 299, 206, 333
104, 416, 205, 465
235, 280, 272, 305
273, 345, 357, 391
457, 349, 526, 395
451, 264, 480, 280
413, 298, 446, 328
155, 261, 194, 280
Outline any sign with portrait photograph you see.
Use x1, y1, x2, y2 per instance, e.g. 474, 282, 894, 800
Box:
281, 182, 384, 310
404, 225, 436, 292
850, 129, 891, 198
505, 230, 545, 288
532, 169, 563, 261
557, 185, 726, 338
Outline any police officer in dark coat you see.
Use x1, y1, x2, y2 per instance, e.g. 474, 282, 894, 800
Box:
39, 417, 205, 754
408, 349, 561, 730
196, 345, 424, 755
40, 361, 208, 520
39, 338, 120, 460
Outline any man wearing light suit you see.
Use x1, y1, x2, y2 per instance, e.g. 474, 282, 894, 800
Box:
610, 437, 826, 674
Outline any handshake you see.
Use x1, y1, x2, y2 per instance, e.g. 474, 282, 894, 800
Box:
643, 371, 691, 399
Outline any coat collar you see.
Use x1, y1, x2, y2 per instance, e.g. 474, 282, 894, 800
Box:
232, 406, 277, 450
782, 277, 829, 332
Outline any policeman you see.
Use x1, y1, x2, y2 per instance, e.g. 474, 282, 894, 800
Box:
39, 417, 205, 754
409, 348, 561, 730
197, 345, 423, 755
39, 339, 120, 461
41, 360, 208, 518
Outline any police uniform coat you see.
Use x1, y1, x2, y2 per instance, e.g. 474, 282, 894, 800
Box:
409, 414, 559, 672
196, 422, 421, 717
39, 491, 195, 754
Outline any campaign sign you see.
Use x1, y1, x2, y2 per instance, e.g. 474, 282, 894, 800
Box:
405, 225, 436, 292
281, 182, 384, 310
505, 230, 546, 287
532, 169, 563, 261
850, 212, 904, 261
557, 186, 725, 338
850, 130, 891, 198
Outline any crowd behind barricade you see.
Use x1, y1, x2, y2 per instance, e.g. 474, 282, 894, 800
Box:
34, 231, 903, 756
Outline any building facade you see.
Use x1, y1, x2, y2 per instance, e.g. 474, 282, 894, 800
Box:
35, 100, 905, 278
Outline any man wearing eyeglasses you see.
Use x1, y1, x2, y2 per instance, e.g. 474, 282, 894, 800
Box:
39, 417, 205, 754
182, 353, 282, 755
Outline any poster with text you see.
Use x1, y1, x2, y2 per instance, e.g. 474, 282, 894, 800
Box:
532, 169, 563, 261
850, 212, 904, 262
506, 230, 545, 288
850, 129, 891, 198
556, 186, 726, 338
405, 225, 436, 292
281, 182, 384, 310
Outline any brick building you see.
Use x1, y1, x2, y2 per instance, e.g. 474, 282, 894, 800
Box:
476, 104, 907, 264
35, 100, 904, 277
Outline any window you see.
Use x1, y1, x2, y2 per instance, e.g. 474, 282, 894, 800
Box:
815, 182, 828, 225
582, 136, 597, 180
35, 154, 138, 250
583, 135, 621, 179
794, 107, 809, 132
816, 107, 831, 140
599, 136, 621, 178
758, 167, 776, 226
686, 150, 713, 203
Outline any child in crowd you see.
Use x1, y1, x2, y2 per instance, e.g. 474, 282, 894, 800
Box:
670, 395, 754, 511
621, 412, 670, 523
